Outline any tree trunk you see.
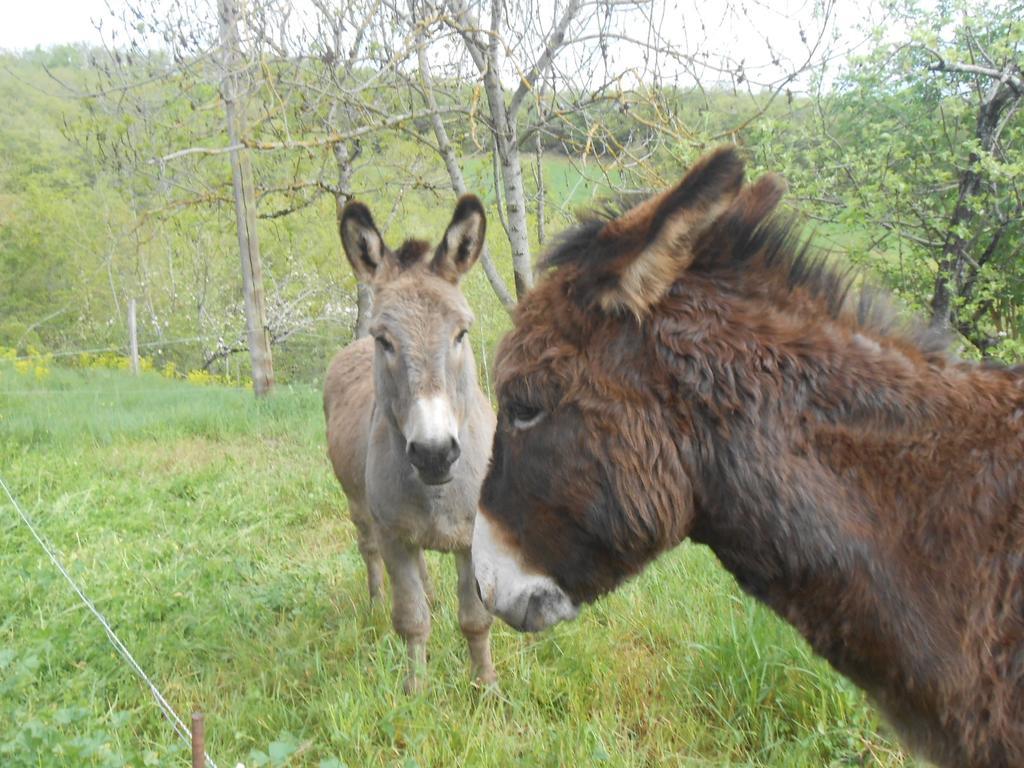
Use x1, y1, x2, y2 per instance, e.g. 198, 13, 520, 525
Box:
928, 68, 1019, 336
479, 0, 534, 299
331, 139, 373, 338
218, 0, 274, 396
441, 0, 584, 299
535, 123, 546, 246
414, 14, 515, 310
484, 91, 533, 298
929, 165, 981, 330
354, 283, 373, 338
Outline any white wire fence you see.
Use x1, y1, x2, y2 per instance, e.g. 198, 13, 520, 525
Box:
1, 317, 501, 764
0, 473, 220, 768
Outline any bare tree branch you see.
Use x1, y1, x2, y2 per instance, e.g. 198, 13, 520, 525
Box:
150, 107, 461, 163
507, 0, 582, 118
923, 47, 1024, 94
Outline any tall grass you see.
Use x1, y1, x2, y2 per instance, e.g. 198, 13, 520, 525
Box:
0, 363, 916, 767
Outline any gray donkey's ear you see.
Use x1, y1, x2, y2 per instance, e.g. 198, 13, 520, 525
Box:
340, 201, 388, 284
432, 195, 486, 284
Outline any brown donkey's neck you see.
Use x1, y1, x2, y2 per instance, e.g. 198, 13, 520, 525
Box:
664, 281, 1024, 763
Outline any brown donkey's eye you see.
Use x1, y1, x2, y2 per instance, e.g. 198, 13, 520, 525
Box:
375, 335, 395, 354
455, 329, 469, 345
506, 400, 544, 430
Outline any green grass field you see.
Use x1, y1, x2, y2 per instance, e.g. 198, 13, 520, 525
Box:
1, 363, 918, 767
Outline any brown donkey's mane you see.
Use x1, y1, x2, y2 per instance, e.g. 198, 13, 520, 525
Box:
544, 200, 952, 365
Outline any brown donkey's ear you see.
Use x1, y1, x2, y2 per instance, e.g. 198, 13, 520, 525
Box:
595, 147, 745, 316
432, 195, 486, 284
339, 201, 389, 284
686, 171, 787, 273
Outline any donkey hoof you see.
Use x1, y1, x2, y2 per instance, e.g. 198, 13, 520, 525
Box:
473, 666, 498, 687
403, 674, 425, 695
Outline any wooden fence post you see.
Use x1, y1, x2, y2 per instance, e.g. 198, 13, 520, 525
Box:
191, 712, 205, 768
128, 299, 139, 375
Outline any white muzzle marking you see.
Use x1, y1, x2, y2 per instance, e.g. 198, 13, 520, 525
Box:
404, 394, 458, 448
472, 512, 579, 632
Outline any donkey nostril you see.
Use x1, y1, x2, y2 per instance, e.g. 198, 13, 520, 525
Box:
407, 440, 428, 468
407, 439, 459, 475
474, 577, 484, 603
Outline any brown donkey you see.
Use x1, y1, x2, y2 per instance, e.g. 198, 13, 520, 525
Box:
325, 197, 496, 693
473, 148, 1024, 766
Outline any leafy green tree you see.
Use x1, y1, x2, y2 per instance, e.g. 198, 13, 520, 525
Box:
776, 0, 1023, 357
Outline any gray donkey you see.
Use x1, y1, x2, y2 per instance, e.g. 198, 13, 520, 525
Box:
324, 196, 496, 693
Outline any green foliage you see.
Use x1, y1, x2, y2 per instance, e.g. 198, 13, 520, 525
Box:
5, 5, 1022, 374
0, 49, 535, 385
0, 363, 919, 766
763, 0, 1024, 355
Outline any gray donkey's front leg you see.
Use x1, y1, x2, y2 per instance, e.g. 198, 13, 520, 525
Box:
455, 549, 496, 685
380, 536, 431, 694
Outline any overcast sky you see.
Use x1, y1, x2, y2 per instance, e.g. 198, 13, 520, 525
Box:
0, 0, 889, 94
0, 0, 112, 51
0, 1, 878, 50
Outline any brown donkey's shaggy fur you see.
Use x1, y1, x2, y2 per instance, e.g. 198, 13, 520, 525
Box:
473, 148, 1024, 767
